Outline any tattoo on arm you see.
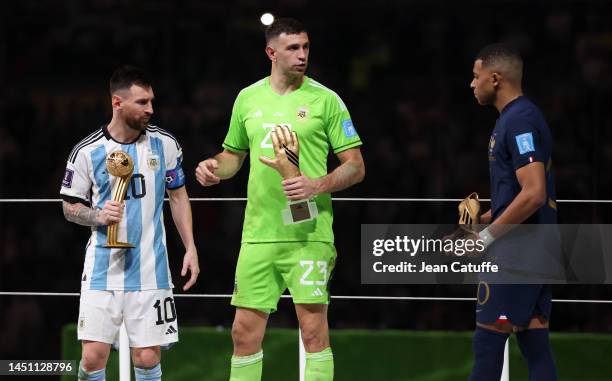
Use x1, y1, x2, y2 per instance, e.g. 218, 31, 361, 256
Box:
62, 201, 102, 226
321, 160, 362, 194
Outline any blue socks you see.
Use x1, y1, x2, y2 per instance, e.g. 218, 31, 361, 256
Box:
78, 363, 105, 381
469, 327, 557, 381
78, 361, 162, 381
468, 327, 509, 381
516, 328, 557, 381
134, 363, 162, 381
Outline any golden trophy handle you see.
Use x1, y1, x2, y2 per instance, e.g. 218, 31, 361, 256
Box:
104, 151, 135, 248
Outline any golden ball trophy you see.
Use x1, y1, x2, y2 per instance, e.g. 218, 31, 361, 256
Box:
104, 150, 135, 248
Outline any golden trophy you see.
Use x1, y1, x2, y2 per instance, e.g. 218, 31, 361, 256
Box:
259, 125, 318, 224
443, 192, 482, 257
458, 192, 481, 227
104, 150, 135, 248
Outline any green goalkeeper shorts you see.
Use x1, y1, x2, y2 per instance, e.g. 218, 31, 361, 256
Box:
231, 241, 337, 314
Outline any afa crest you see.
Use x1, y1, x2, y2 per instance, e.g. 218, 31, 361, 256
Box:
297, 107, 308, 119
147, 150, 160, 170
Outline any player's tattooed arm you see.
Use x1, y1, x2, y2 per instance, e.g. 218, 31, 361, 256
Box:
62, 200, 124, 226
63, 201, 102, 226
315, 147, 365, 194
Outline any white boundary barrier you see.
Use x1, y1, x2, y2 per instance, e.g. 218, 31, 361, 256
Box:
2, 196, 610, 381
2, 197, 612, 203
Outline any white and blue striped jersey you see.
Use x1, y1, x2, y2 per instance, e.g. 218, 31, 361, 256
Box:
60, 125, 186, 291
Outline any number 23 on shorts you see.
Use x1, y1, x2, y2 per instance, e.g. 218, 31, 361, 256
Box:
299, 260, 329, 286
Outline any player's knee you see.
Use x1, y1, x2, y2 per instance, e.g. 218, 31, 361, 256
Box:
81, 349, 108, 371
131, 347, 161, 368
516, 328, 552, 358
300, 325, 329, 352
516, 329, 556, 380
231, 319, 262, 351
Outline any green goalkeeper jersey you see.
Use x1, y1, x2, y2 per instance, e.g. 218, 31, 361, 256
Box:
223, 76, 362, 243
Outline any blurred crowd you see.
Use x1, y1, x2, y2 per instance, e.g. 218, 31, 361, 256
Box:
1, 0, 612, 360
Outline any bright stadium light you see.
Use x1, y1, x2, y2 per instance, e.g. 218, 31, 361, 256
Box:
260, 13, 274, 26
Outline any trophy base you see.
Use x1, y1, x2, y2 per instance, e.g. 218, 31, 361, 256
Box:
282, 199, 319, 225
104, 242, 135, 248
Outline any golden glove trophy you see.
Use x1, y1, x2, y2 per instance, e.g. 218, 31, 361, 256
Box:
259, 125, 318, 224
104, 150, 135, 248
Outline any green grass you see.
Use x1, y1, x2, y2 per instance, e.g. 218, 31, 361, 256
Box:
62, 326, 612, 381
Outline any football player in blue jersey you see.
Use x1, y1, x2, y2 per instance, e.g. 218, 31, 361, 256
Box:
61, 66, 199, 381
468, 43, 558, 381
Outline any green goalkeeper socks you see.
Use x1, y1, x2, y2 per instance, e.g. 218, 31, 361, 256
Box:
306, 347, 334, 380
229, 348, 333, 380
229, 350, 263, 381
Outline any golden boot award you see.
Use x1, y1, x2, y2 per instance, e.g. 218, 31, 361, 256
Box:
259, 125, 318, 225
444, 192, 482, 256
104, 150, 135, 248
458, 192, 481, 227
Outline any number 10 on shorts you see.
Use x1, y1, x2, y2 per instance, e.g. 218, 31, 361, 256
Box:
300, 260, 328, 286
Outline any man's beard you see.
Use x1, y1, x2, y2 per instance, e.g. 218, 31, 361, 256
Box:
126, 117, 149, 131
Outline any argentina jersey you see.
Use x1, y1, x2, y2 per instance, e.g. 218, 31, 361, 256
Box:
60, 125, 186, 291
488, 96, 557, 223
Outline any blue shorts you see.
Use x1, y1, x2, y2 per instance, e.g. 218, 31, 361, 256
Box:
475, 283, 552, 327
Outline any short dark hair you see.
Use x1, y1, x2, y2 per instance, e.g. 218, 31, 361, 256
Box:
475, 43, 523, 69
475, 42, 523, 83
265, 17, 306, 43
109, 65, 152, 95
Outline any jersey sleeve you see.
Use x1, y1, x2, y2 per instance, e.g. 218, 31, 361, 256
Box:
222, 93, 249, 152
59, 149, 92, 205
163, 136, 186, 190
505, 116, 549, 170
324, 92, 362, 154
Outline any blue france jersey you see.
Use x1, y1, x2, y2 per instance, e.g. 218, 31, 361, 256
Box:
488, 96, 557, 223
60, 125, 186, 291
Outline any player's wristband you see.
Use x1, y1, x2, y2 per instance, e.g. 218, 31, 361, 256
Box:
478, 227, 496, 250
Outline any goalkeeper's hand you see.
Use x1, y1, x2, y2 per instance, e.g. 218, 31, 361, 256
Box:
259, 125, 301, 179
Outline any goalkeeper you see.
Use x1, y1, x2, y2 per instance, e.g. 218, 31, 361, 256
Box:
195, 18, 364, 381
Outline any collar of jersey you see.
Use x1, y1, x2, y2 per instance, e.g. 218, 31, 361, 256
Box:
265, 76, 309, 98
102, 124, 146, 144
500, 95, 525, 116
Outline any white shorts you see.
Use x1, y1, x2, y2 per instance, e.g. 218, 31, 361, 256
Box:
77, 289, 179, 348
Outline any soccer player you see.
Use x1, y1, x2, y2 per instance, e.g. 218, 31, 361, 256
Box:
468, 43, 557, 380
60, 65, 199, 381
196, 18, 364, 381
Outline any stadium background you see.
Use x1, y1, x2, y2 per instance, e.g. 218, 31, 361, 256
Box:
1, 0, 612, 379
